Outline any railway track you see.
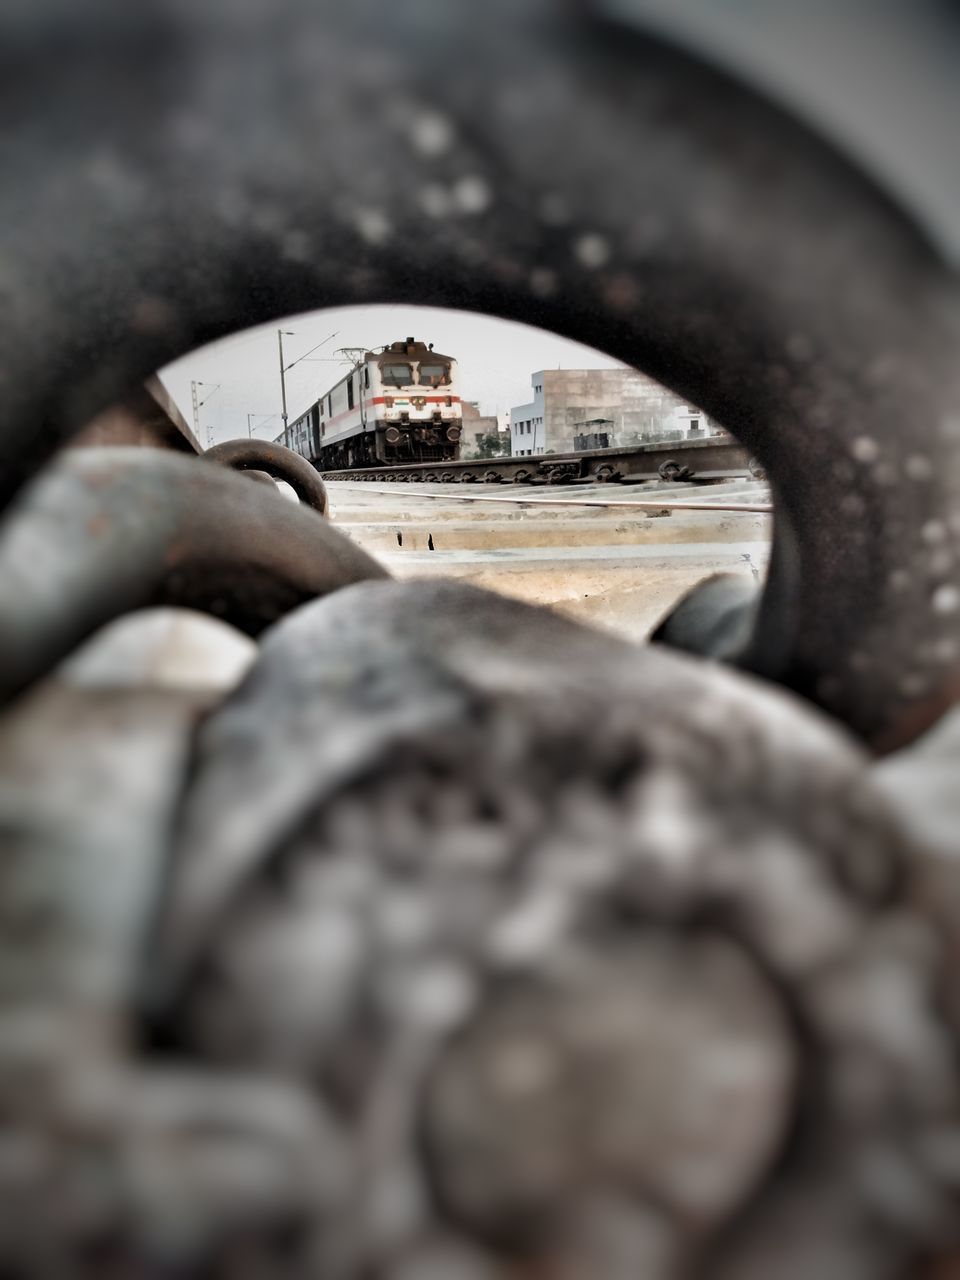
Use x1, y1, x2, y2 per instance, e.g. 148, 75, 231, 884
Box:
329, 480, 773, 515
320, 435, 755, 485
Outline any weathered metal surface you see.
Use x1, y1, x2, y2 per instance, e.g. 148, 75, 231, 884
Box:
0, 620, 342, 1275
60, 607, 256, 693
0, 2, 957, 742
72, 378, 202, 454
136, 580, 957, 1278
651, 573, 760, 660
1, 576, 959, 1273
203, 438, 329, 514
875, 704, 960, 1040
0, 682, 204, 1019
588, 0, 960, 266
0, 4, 959, 1276
0, 447, 386, 705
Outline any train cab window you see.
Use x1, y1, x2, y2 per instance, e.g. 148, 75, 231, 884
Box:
347, 376, 355, 409
418, 363, 451, 387
382, 362, 413, 387
364, 365, 370, 389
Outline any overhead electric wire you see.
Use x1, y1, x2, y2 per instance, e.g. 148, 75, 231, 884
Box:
282, 330, 340, 374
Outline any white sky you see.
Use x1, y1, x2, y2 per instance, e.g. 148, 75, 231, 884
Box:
159, 303, 628, 445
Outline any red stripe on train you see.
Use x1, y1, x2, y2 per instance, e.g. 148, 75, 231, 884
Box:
292, 394, 462, 433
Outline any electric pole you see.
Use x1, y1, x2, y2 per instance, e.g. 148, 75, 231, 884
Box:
192, 380, 220, 448
278, 329, 294, 443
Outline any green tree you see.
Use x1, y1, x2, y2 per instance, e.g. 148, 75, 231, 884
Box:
473, 432, 509, 459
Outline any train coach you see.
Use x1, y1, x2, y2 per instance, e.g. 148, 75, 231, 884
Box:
279, 337, 463, 470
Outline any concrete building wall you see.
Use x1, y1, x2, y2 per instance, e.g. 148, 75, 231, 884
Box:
510, 369, 714, 456
509, 379, 546, 456
462, 401, 505, 456
468, 415, 501, 447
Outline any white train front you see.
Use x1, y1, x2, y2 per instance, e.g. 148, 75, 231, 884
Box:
279, 337, 462, 470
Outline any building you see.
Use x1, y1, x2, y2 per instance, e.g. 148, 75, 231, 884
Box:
509, 368, 716, 457
464, 404, 509, 455
462, 401, 510, 457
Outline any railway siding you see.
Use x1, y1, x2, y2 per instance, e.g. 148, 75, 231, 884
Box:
320, 435, 752, 485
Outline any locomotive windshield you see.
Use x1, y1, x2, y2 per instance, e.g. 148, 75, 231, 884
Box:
381, 362, 414, 387
417, 363, 451, 387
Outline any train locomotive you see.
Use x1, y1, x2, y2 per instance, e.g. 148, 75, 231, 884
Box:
278, 337, 462, 471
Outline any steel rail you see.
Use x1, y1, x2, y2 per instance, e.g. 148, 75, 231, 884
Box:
318, 436, 751, 486
328, 482, 772, 514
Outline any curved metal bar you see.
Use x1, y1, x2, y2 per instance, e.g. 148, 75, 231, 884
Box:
148, 580, 957, 1276
0, 3, 958, 744
0, 448, 387, 705
202, 439, 328, 515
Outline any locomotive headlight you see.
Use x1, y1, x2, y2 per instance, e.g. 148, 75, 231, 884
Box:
445, 396, 453, 407
384, 397, 395, 408
385, 425, 402, 444
446, 425, 461, 442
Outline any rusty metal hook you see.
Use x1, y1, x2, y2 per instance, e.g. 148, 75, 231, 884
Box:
202, 439, 328, 515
